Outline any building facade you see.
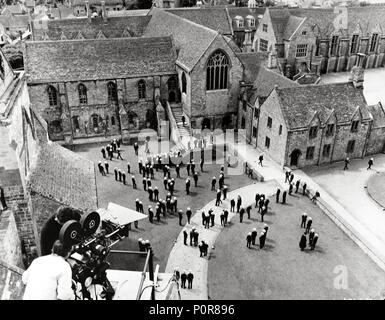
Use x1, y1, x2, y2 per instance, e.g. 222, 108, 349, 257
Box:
254, 6, 385, 79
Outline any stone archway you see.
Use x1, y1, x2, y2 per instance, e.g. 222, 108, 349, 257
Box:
290, 149, 302, 167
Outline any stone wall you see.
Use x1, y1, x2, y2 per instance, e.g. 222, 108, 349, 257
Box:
0, 210, 23, 268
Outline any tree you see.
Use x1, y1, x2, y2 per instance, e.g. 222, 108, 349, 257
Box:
2, 44, 24, 70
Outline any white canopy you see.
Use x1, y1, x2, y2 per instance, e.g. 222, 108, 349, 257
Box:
97, 202, 147, 226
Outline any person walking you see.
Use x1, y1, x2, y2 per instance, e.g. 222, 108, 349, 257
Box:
117, 148, 123, 160
302, 183, 307, 196
239, 207, 245, 223
186, 178, 191, 195
295, 180, 300, 193
181, 115, 186, 126
255, 193, 260, 208
259, 230, 266, 249
193, 172, 198, 187
178, 210, 183, 226
186, 207, 192, 224
260, 206, 266, 222
289, 183, 293, 195
236, 195, 242, 213
101, 147, 106, 159
223, 210, 229, 226
343, 157, 350, 170
220, 211, 225, 226
104, 162, 109, 174
246, 232, 252, 248
299, 233, 307, 251
368, 158, 374, 170
223, 185, 228, 200
246, 205, 252, 219
211, 177, 216, 191
132, 175, 137, 189
276, 188, 281, 203
215, 189, 222, 206
210, 210, 215, 227
309, 228, 315, 247
258, 154, 263, 166
189, 229, 195, 246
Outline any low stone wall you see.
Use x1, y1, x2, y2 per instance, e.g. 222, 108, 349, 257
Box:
0, 210, 23, 268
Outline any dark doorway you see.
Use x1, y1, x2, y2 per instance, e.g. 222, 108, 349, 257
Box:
167, 76, 178, 103
290, 149, 301, 166
202, 118, 211, 130
169, 91, 176, 103
222, 114, 232, 129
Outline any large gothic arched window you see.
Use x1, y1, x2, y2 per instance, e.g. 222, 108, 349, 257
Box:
206, 50, 229, 91
138, 80, 146, 99
47, 85, 58, 106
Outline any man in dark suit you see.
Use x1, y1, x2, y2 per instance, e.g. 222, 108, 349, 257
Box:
40, 206, 81, 256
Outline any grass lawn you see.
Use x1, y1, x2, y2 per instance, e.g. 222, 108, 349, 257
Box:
72, 142, 251, 272
208, 192, 385, 299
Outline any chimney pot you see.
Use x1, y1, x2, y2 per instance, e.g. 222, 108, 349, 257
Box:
85, 0, 91, 22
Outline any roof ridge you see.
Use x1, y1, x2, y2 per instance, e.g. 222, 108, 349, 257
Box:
27, 35, 173, 44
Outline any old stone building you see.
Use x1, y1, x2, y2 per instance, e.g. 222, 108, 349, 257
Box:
256, 67, 374, 168
237, 52, 298, 145
254, 6, 385, 79
72, 0, 124, 17
25, 36, 177, 143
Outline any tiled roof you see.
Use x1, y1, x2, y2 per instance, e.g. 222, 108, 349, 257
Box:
26, 141, 98, 212
25, 36, 177, 83
164, 7, 232, 35
73, 0, 123, 5
32, 15, 151, 40
268, 8, 304, 42
0, 15, 29, 29
237, 52, 298, 104
2, 4, 26, 15
144, 8, 218, 72
274, 82, 371, 130
368, 103, 385, 128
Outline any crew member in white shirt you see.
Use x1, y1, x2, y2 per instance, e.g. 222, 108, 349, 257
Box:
22, 240, 74, 300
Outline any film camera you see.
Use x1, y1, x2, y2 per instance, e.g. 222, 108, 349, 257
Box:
59, 211, 129, 300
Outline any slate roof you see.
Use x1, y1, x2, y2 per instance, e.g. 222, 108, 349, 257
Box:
144, 8, 218, 72
26, 141, 98, 212
164, 7, 232, 35
1, 4, 26, 15
25, 36, 177, 83
274, 82, 371, 130
368, 103, 385, 128
268, 8, 304, 42
32, 15, 151, 40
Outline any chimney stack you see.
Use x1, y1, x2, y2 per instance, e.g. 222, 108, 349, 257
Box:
101, 1, 107, 22
349, 53, 365, 89
85, 1, 91, 22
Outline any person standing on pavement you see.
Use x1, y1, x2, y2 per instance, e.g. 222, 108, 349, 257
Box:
186, 207, 192, 224
223, 210, 229, 226
187, 271, 194, 289
311, 233, 319, 250
181, 270, 187, 289
301, 213, 307, 228
210, 210, 215, 227
236, 195, 242, 213
132, 175, 137, 189
211, 177, 216, 191
276, 189, 281, 203
183, 229, 188, 245
289, 183, 293, 195
230, 199, 235, 212
239, 207, 245, 223
178, 210, 183, 226
223, 185, 228, 200
246, 205, 252, 219
255, 193, 260, 208
251, 228, 257, 245
295, 180, 300, 193
299, 233, 307, 251
305, 217, 313, 234
259, 230, 266, 249
302, 183, 307, 196
282, 190, 287, 204
246, 232, 252, 248
309, 228, 315, 247
215, 189, 222, 206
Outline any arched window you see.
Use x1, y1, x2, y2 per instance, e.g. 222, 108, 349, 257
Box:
91, 114, 99, 128
47, 85, 58, 106
78, 83, 88, 104
138, 80, 146, 99
107, 82, 118, 103
206, 50, 229, 91
111, 116, 115, 126
72, 116, 80, 130
182, 73, 187, 94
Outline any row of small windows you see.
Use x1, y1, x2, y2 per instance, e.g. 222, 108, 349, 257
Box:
234, 16, 256, 28
311, 33, 380, 58
71, 115, 115, 130
305, 140, 355, 160
47, 81, 147, 106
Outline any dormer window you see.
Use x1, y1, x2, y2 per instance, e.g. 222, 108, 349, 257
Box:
351, 120, 359, 132
234, 16, 244, 28
302, 30, 307, 35
246, 15, 255, 27
309, 126, 318, 139
238, 19, 244, 28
